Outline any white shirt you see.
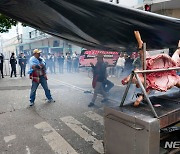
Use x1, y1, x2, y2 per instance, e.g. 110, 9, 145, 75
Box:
116, 57, 125, 67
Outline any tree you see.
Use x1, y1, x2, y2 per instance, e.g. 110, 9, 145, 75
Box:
0, 14, 18, 33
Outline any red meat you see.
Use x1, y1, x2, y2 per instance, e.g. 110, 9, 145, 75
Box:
122, 53, 180, 92
146, 54, 179, 91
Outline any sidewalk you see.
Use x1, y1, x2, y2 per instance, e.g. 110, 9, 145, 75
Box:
0, 77, 32, 114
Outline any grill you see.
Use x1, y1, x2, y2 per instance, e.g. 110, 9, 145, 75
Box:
122, 92, 180, 129
104, 92, 180, 154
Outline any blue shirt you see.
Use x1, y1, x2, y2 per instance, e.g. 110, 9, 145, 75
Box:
28, 56, 46, 74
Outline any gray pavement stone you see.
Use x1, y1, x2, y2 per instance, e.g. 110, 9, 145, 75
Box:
0, 72, 135, 154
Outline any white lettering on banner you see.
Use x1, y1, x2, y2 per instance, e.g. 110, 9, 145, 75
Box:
104, 55, 113, 58
164, 141, 180, 148
87, 55, 96, 58
84, 50, 119, 55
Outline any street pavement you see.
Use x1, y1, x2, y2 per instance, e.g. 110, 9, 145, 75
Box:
0, 71, 129, 154
1, 70, 179, 154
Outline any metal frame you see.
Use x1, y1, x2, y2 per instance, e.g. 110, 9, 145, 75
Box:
120, 67, 180, 118
120, 39, 180, 118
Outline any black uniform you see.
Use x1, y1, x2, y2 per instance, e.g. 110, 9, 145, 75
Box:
67, 55, 72, 73
0, 53, 4, 78
57, 55, 64, 73
19, 55, 27, 77
10, 54, 17, 77
73, 55, 79, 72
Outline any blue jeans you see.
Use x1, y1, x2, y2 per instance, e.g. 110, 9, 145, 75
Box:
30, 76, 52, 103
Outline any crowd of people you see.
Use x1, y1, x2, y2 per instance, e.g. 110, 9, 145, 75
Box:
0, 52, 28, 78
0, 49, 144, 107
42, 52, 80, 74
0, 50, 143, 81
0, 51, 81, 78
105, 52, 140, 79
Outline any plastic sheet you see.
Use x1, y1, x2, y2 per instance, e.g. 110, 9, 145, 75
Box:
0, 0, 180, 51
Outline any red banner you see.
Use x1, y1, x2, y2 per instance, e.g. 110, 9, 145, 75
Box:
79, 50, 120, 67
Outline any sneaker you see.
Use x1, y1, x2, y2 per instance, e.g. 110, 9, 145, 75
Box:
88, 102, 94, 107
101, 98, 108, 103
29, 102, 34, 106
46, 99, 55, 103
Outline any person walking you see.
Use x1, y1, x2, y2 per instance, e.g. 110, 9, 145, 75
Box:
116, 54, 125, 78
88, 54, 108, 107
10, 52, 17, 77
0, 53, 4, 78
19, 53, 27, 77
28, 49, 55, 106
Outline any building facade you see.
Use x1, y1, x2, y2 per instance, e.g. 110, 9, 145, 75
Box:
135, 0, 180, 18
18, 26, 82, 57
2, 35, 22, 58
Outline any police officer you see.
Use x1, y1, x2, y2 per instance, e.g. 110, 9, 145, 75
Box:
19, 53, 27, 77
0, 53, 4, 78
57, 53, 65, 73
10, 53, 17, 77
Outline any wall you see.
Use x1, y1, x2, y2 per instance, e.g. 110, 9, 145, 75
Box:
156, 8, 180, 18
2, 37, 19, 58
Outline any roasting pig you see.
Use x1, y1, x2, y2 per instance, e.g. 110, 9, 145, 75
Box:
122, 31, 180, 106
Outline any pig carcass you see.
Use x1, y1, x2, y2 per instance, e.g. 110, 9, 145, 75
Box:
122, 49, 180, 106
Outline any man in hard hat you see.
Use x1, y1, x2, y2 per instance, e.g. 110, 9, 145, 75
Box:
28, 49, 55, 106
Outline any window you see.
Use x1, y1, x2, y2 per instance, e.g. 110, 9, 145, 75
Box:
53, 40, 60, 47
29, 32, 31, 38
35, 30, 38, 37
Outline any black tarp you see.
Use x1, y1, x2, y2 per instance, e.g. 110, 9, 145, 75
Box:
0, 0, 180, 51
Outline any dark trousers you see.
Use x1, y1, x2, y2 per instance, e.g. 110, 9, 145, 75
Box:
52, 62, 56, 73
67, 62, 72, 73
59, 64, 64, 73
73, 63, 79, 73
20, 65, 26, 77
49, 64, 53, 74
103, 79, 114, 92
109, 67, 115, 75
11, 65, 16, 77
0, 64, 3, 78
30, 76, 52, 103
